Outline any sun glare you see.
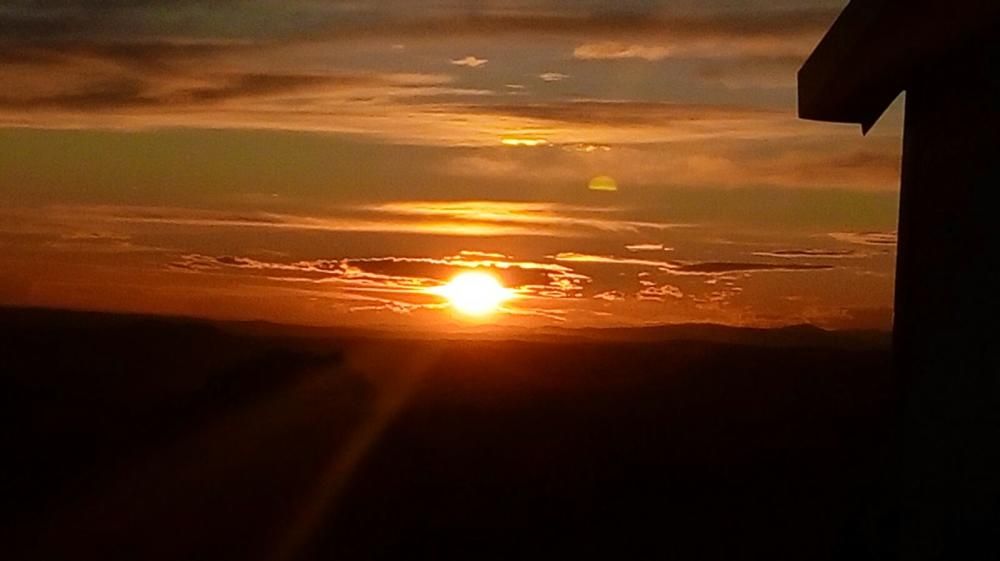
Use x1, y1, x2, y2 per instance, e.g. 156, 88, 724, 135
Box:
432, 271, 514, 317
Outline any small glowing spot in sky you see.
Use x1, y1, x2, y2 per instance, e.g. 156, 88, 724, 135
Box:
501, 137, 549, 147
588, 175, 618, 192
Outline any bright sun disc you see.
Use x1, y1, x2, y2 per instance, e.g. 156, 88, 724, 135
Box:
432, 271, 514, 317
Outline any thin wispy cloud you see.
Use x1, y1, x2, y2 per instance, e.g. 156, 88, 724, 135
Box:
626, 244, 671, 252
829, 232, 898, 247
551, 252, 674, 269
638, 283, 684, 301
753, 249, 858, 258
552, 251, 835, 275
0, 4, 838, 41
451, 56, 488, 68
21, 202, 684, 239
574, 42, 672, 61
594, 290, 625, 302
668, 262, 833, 275
367, 201, 685, 234
443, 139, 900, 191
0, 86, 823, 147
539, 72, 569, 82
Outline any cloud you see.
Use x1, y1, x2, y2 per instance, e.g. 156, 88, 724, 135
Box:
551, 252, 674, 269
34, 201, 681, 239
445, 137, 900, 191
167, 250, 594, 303
552, 251, 835, 275
70, 204, 548, 237
0, 40, 248, 70
753, 249, 858, 258
467, 100, 782, 129
594, 290, 625, 302
0, 5, 847, 148
344, 255, 574, 291
0, 72, 385, 111
625, 243, 671, 252
60, 231, 132, 242
695, 56, 803, 88
0, 50, 458, 107
574, 42, 672, 61
667, 146, 901, 190
568, 9, 834, 61
538, 72, 569, 82
0, 5, 838, 44
369, 201, 684, 234
0, 12, 859, 151
0, 86, 816, 147
452, 250, 510, 260
347, 294, 446, 315
669, 262, 833, 275
44, 231, 164, 253
335, 9, 832, 43
451, 56, 488, 68
829, 232, 898, 247
638, 283, 683, 301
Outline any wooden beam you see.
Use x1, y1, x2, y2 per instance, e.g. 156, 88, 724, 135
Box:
798, 0, 1000, 133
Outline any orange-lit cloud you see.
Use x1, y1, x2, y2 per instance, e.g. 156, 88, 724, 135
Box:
13, 202, 684, 239
594, 290, 625, 302
626, 244, 671, 252
166, 252, 592, 303
442, 137, 900, 191
367, 201, 684, 234
451, 56, 488, 68
668, 262, 833, 275
551, 252, 674, 269
538, 72, 569, 82
552, 251, 835, 275
638, 283, 684, 301
574, 42, 673, 61
829, 232, 898, 247
752, 249, 859, 258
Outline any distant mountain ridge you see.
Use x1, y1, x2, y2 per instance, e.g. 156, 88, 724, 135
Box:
544, 323, 889, 349
0, 306, 890, 349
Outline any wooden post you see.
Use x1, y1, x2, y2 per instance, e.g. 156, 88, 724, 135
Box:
894, 40, 1000, 560
799, 3, 1000, 558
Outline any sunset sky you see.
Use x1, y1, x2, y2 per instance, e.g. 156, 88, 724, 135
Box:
0, 0, 902, 330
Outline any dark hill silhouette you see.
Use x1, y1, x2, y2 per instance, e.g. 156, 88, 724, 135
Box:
1, 307, 896, 561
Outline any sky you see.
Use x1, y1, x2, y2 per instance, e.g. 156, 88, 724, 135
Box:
0, 0, 903, 330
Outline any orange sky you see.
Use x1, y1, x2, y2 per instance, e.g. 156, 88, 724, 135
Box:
0, 1, 901, 330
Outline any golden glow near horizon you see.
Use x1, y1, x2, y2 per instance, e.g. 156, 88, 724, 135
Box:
430, 271, 515, 317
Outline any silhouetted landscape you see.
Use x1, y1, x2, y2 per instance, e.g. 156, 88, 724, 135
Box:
1, 307, 898, 561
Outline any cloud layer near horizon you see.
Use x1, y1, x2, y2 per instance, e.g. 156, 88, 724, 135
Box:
0, 195, 897, 330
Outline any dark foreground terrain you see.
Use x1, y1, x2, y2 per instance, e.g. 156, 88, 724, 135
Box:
0, 308, 897, 561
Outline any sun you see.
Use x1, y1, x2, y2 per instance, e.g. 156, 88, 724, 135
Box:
431, 271, 514, 317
